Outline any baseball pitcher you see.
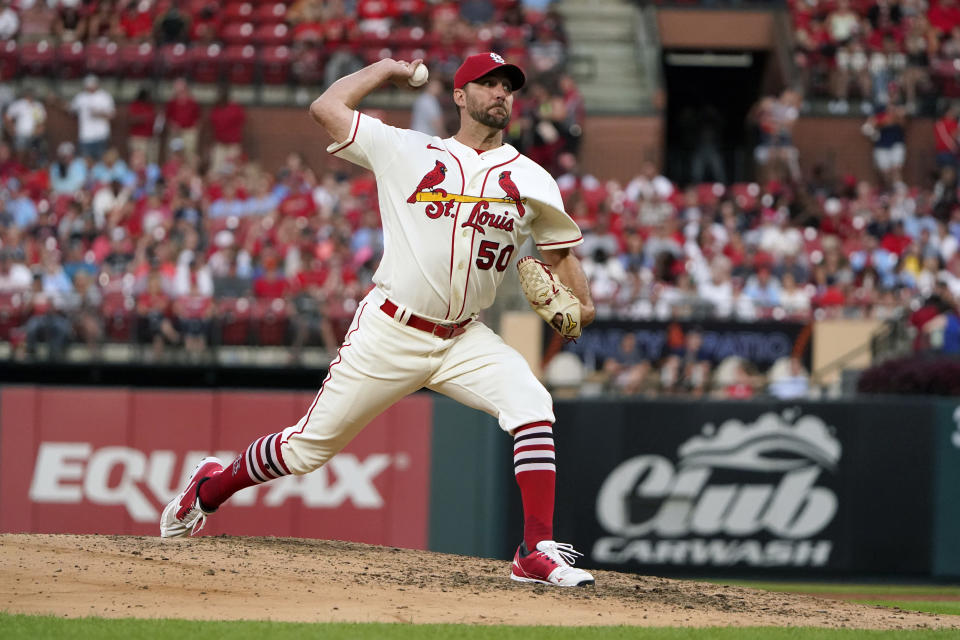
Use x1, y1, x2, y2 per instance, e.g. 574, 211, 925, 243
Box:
161, 53, 597, 587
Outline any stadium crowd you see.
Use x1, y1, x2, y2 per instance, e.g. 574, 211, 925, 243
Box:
0, 0, 569, 88
790, 0, 960, 115
1, 1, 958, 399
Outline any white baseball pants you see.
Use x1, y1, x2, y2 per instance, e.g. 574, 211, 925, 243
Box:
278, 288, 554, 474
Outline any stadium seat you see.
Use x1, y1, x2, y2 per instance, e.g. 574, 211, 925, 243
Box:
696, 182, 725, 208
389, 26, 436, 48
254, 23, 291, 46
252, 2, 287, 24
188, 43, 224, 83
0, 293, 24, 342
19, 40, 56, 76
222, 45, 257, 84
290, 44, 324, 85
216, 297, 253, 345
221, 22, 256, 46
493, 25, 528, 48
101, 293, 136, 342
0, 41, 18, 81
253, 297, 289, 346
118, 42, 157, 79
730, 182, 760, 211
86, 41, 121, 77
57, 42, 86, 79
222, 1, 254, 23
158, 43, 191, 78
260, 45, 291, 84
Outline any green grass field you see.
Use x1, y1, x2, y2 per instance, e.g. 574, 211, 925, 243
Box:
705, 581, 960, 618
1, 615, 959, 640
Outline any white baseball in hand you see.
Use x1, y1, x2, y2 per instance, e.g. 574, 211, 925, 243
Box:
408, 64, 429, 88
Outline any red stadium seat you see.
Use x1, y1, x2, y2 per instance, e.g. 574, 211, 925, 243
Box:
188, 43, 224, 83
252, 2, 287, 24
390, 26, 436, 48
696, 182, 725, 208
217, 297, 253, 345
222, 45, 257, 84
260, 45, 291, 84
86, 41, 121, 77
493, 25, 528, 47
290, 44, 324, 85
101, 293, 136, 342
0, 41, 18, 80
254, 23, 291, 46
253, 297, 288, 346
118, 42, 157, 79
730, 182, 761, 211
0, 293, 25, 341
158, 43, 191, 78
57, 41, 87, 79
19, 40, 56, 76
222, 1, 254, 23
221, 22, 256, 46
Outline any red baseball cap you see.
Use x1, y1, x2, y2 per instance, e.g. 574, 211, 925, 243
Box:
454, 52, 526, 90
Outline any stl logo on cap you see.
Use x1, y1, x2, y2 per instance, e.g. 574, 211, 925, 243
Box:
489, 53, 505, 64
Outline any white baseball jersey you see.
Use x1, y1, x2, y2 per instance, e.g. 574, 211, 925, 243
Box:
327, 110, 583, 322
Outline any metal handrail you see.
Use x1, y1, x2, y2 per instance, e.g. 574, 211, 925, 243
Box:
809, 310, 911, 385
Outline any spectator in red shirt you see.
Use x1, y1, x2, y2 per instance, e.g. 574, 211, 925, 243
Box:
935, 103, 960, 168
208, 86, 246, 175
116, 0, 154, 42
137, 270, 179, 361
253, 254, 291, 299
929, 0, 960, 36
127, 86, 158, 164
164, 78, 201, 164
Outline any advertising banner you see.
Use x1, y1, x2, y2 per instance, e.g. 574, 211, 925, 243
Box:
546, 320, 812, 371
0, 387, 432, 549
933, 401, 960, 578
551, 400, 935, 576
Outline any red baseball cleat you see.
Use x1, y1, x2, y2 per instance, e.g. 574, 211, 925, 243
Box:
160, 457, 223, 538
511, 540, 595, 587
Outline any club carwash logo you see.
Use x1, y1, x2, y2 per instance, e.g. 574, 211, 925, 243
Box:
593, 409, 842, 567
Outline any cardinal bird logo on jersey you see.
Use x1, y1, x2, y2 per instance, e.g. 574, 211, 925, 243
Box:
498, 171, 525, 217
408, 160, 448, 203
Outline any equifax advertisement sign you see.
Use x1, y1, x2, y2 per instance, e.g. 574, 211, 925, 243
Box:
553, 400, 935, 576
0, 387, 432, 549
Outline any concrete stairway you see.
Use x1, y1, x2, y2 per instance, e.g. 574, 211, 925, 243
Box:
556, 0, 656, 113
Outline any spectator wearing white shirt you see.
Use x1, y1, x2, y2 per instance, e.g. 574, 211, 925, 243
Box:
0, 0, 19, 41
625, 161, 674, 203
779, 272, 812, 316
70, 75, 115, 161
0, 250, 32, 294
4, 87, 46, 160
410, 78, 446, 138
744, 265, 783, 309
697, 255, 735, 317
49, 141, 87, 195
582, 246, 627, 319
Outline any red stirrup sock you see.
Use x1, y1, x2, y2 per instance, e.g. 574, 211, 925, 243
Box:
513, 421, 556, 551
198, 432, 291, 511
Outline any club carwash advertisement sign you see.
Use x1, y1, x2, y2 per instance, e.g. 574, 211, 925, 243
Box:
592, 409, 841, 569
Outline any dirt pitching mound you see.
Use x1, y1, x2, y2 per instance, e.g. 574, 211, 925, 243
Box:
0, 534, 955, 629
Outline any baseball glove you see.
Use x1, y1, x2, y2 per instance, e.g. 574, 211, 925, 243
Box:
517, 256, 581, 340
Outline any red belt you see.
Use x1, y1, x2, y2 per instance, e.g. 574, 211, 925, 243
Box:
380, 299, 472, 339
